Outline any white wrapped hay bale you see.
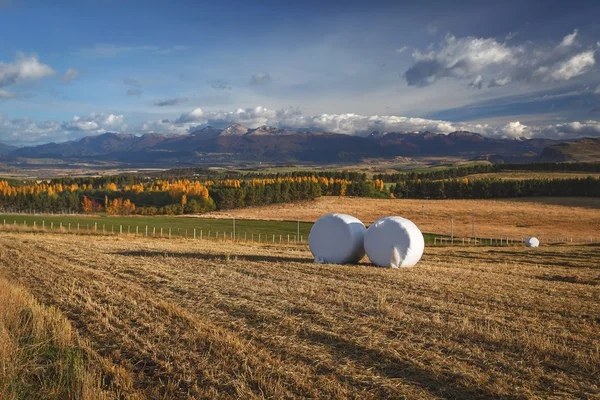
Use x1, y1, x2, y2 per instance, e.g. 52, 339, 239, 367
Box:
525, 237, 540, 247
308, 213, 366, 264
364, 216, 424, 268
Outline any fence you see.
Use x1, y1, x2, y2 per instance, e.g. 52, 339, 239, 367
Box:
432, 236, 599, 246
0, 218, 306, 244
1, 216, 597, 247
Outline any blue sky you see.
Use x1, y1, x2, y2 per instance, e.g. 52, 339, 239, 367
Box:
0, 0, 599, 145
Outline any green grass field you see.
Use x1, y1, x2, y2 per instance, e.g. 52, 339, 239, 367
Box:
0, 213, 446, 244
0, 213, 313, 241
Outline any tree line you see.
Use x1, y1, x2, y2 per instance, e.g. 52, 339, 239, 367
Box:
390, 176, 600, 199
374, 162, 600, 182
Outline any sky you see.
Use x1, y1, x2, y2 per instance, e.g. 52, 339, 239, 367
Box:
0, 0, 599, 145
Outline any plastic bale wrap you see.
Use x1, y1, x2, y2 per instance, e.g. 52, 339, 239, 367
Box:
308, 214, 366, 264
364, 216, 425, 268
525, 237, 540, 247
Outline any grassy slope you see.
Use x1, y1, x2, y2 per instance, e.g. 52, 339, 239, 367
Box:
0, 232, 598, 399
0, 213, 440, 244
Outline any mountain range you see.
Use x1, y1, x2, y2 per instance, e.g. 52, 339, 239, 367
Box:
4, 124, 599, 165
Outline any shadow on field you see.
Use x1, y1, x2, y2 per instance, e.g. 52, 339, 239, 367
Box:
114, 250, 311, 264
449, 248, 599, 270
297, 328, 517, 400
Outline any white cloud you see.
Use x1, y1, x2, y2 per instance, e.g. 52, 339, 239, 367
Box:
559, 29, 578, 47
0, 114, 62, 144
405, 34, 517, 87
396, 46, 408, 54
140, 105, 600, 142
488, 76, 511, 87
2, 106, 600, 146
499, 121, 530, 139
61, 68, 80, 83
61, 113, 125, 132
549, 51, 596, 81
594, 85, 600, 95
0, 54, 55, 88
469, 75, 483, 89
405, 30, 597, 89
539, 120, 600, 138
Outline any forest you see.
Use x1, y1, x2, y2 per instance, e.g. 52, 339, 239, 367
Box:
0, 177, 388, 215
0, 162, 598, 215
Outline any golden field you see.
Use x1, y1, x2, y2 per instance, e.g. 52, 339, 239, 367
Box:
0, 232, 599, 399
0, 276, 132, 400
205, 196, 600, 239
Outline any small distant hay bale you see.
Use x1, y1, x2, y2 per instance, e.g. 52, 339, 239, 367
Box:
308, 214, 366, 264
364, 216, 424, 268
525, 237, 540, 247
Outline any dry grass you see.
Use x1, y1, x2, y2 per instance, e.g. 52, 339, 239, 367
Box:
205, 196, 600, 239
0, 276, 140, 399
464, 172, 600, 180
0, 232, 599, 399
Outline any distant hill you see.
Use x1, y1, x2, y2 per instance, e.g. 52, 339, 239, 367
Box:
0, 143, 18, 156
7, 124, 596, 165
539, 138, 600, 162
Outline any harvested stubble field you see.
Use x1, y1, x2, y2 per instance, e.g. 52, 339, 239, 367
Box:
206, 196, 600, 239
0, 232, 599, 399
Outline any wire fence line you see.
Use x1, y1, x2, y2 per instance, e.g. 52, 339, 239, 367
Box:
432, 236, 599, 246
0, 218, 306, 244
0, 216, 597, 247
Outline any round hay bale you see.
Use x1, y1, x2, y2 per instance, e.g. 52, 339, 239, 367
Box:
525, 237, 540, 247
308, 213, 366, 264
364, 216, 424, 268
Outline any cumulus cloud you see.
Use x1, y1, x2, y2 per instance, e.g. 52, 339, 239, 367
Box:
2, 107, 600, 145
0, 54, 55, 98
548, 51, 595, 81
559, 29, 578, 48
249, 72, 271, 85
0, 114, 62, 144
396, 46, 408, 54
139, 105, 600, 141
153, 97, 189, 107
61, 68, 80, 83
488, 77, 512, 88
61, 113, 125, 132
405, 30, 597, 89
404, 34, 516, 87
539, 120, 600, 138
0, 112, 128, 145
499, 121, 529, 139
